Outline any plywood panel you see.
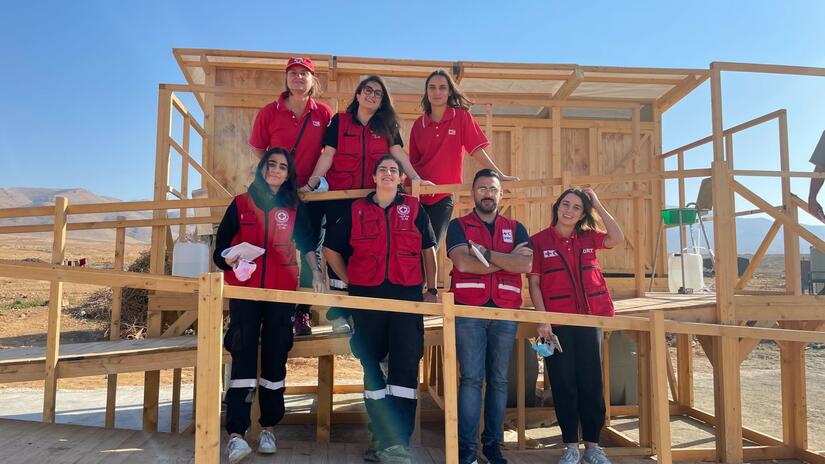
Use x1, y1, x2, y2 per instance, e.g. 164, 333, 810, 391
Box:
213, 106, 258, 196
561, 128, 591, 177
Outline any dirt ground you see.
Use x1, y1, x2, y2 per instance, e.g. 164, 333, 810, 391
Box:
0, 234, 823, 452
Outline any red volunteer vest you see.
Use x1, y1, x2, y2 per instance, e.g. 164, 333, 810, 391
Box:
347, 194, 423, 286
223, 193, 299, 290
450, 213, 523, 308
326, 113, 392, 190
532, 227, 614, 317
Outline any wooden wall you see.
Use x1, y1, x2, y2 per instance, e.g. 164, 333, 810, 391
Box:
204, 67, 660, 277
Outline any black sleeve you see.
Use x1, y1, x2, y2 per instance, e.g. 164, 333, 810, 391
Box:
213, 199, 240, 271
445, 219, 466, 255
292, 201, 319, 255
515, 222, 532, 249
416, 206, 436, 249
323, 113, 340, 149
323, 202, 353, 257
392, 130, 404, 148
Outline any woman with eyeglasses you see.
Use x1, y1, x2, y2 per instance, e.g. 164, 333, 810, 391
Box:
248, 57, 333, 336
409, 69, 518, 247
213, 147, 325, 464
302, 75, 430, 331
527, 187, 624, 464
323, 154, 437, 464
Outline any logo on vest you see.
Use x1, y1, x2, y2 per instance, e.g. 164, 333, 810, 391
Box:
502, 229, 513, 243
397, 204, 411, 220
543, 250, 559, 258
582, 248, 594, 254
448, 129, 456, 135
275, 210, 290, 229
312, 120, 321, 127
372, 133, 381, 139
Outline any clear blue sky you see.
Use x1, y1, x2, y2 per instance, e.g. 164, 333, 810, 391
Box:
1, 0, 824, 226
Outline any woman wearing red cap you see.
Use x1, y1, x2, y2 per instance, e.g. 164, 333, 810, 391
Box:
249, 57, 333, 336
410, 69, 517, 247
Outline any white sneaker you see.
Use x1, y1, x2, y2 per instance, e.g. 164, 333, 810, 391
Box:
582, 446, 611, 464
332, 316, 351, 334
226, 435, 252, 464
559, 445, 580, 464
258, 429, 277, 454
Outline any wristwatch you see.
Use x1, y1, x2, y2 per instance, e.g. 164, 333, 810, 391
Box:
427, 287, 438, 296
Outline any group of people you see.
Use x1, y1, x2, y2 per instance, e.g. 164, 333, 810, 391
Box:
213, 56, 624, 464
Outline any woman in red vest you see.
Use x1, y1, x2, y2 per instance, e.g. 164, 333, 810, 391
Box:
323, 155, 437, 464
528, 187, 624, 464
409, 69, 518, 246
248, 56, 333, 336
213, 147, 324, 464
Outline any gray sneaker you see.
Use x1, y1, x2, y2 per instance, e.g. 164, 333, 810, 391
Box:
582, 446, 611, 464
558, 445, 580, 464
226, 435, 252, 464
377, 444, 412, 464
331, 316, 351, 334
258, 429, 277, 454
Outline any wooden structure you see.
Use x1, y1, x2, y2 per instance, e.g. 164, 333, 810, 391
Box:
0, 51, 824, 463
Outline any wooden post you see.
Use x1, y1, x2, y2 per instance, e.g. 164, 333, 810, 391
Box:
779, 112, 801, 295
677, 152, 687, 250
441, 292, 459, 464
195, 272, 224, 464
602, 331, 611, 426
105, 217, 126, 428
552, 107, 562, 195
649, 310, 673, 464
171, 368, 182, 433
43, 196, 68, 423
178, 112, 191, 239
676, 334, 694, 407
316, 355, 334, 443
636, 330, 653, 448
780, 341, 807, 452
634, 196, 645, 297
144, 87, 174, 432
516, 336, 526, 449
709, 63, 743, 463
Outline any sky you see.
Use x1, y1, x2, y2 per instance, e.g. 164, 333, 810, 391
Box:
1, 0, 824, 226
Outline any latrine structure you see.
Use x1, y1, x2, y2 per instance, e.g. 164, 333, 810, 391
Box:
0, 49, 823, 464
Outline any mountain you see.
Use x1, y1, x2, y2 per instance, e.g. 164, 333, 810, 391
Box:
0, 188, 152, 243
666, 216, 825, 255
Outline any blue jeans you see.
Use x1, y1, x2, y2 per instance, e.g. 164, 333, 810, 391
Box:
456, 316, 518, 453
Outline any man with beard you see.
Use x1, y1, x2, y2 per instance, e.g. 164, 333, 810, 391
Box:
446, 169, 532, 464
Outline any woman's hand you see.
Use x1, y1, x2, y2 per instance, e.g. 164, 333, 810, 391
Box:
582, 187, 602, 209
311, 269, 326, 293
225, 255, 239, 268
537, 323, 553, 340
500, 174, 520, 182
423, 291, 437, 303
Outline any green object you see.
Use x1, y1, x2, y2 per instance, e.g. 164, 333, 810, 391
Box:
660, 208, 697, 226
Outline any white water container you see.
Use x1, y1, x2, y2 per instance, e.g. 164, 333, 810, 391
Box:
172, 241, 211, 277
668, 252, 704, 293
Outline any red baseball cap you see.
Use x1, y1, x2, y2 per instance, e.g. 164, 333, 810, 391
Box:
286, 57, 314, 74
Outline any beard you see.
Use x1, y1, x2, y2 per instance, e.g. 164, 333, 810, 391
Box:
475, 198, 497, 214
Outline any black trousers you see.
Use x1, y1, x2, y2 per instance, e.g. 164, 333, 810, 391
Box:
323, 198, 354, 321
544, 325, 606, 444
421, 194, 454, 249
223, 299, 295, 435
296, 201, 326, 317
350, 302, 424, 449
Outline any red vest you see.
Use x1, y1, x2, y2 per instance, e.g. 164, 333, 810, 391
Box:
327, 112, 392, 190
531, 227, 614, 317
450, 213, 523, 309
223, 193, 299, 290
348, 194, 423, 286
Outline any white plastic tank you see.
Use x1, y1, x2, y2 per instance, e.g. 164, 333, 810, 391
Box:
172, 241, 211, 277
668, 252, 704, 293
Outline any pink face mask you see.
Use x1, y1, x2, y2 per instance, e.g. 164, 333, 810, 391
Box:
233, 260, 256, 281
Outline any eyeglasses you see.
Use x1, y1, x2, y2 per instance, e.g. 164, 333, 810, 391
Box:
476, 186, 500, 195
377, 166, 399, 175
362, 86, 384, 99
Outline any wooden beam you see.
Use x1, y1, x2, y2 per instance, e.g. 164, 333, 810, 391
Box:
42, 196, 68, 423
736, 220, 781, 289
553, 68, 583, 100
441, 293, 459, 464
780, 341, 807, 451
105, 219, 126, 429
656, 75, 701, 112
649, 310, 673, 463
195, 273, 223, 463
713, 61, 825, 77
316, 355, 334, 443
779, 113, 802, 295
676, 334, 693, 407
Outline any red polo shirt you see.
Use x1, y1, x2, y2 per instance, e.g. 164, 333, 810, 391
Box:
249, 92, 333, 186
409, 107, 490, 205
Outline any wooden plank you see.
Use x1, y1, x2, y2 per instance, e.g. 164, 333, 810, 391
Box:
713, 61, 825, 76
551, 107, 561, 195
105, 219, 126, 429
633, 197, 645, 296
779, 112, 802, 295
780, 341, 807, 451
316, 355, 334, 443
516, 336, 526, 449
676, 333, 693, 407
441, 293, 459, 464
171, 367, 182, 433
636, 330, 652, 448
195, 273, 223, 463
553, 68, 583, 100
649, 311, 672, 463
43, 196, 68, 423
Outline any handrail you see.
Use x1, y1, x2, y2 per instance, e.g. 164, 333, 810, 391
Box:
660, 109, 785, 159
